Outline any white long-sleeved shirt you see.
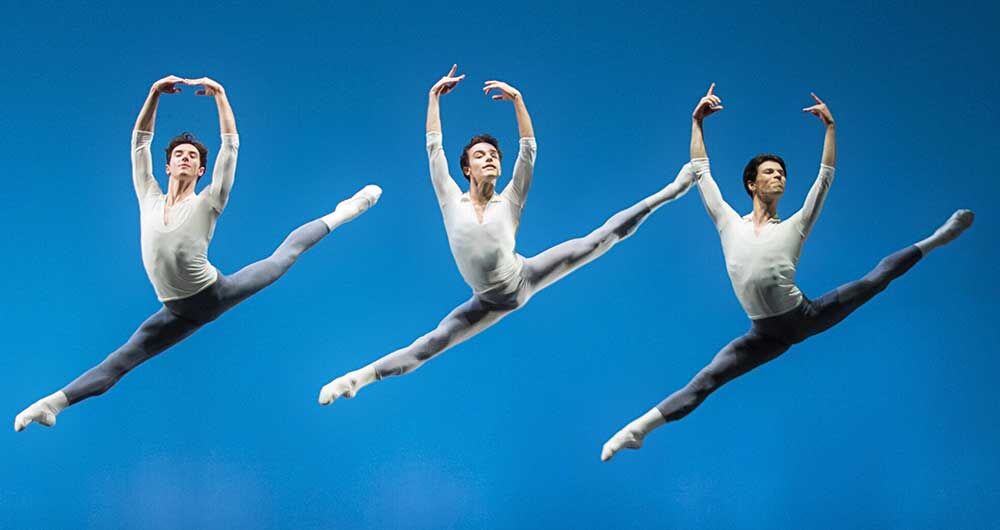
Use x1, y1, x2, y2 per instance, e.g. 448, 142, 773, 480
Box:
427, 132, 537, 295
132, 130, 239, 301
693, 158, 835, 319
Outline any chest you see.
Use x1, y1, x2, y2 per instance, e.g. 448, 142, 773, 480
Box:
445, 198, 517, 242
723, 220, 801, 260
144, 195, 209, 233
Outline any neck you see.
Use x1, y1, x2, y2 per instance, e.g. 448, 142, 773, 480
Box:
167, 176, 197, 204
751, 194, 779, 224
469, 178, 496, 206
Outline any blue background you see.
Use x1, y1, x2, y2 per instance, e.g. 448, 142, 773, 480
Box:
2, 1, 997, 529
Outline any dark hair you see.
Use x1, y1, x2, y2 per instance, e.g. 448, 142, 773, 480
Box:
165, 132, 209, 175
742, 153, 786, 197
459, 134, 502, 181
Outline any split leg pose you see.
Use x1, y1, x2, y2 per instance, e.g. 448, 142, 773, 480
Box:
601, 85, 973, 461
15, 76, 381, 431
318, 65, 696, 404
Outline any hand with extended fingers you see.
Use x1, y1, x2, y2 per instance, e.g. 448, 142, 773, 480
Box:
693, 83, 723, 121
152, 75, 185, 94
483, 80, 522, 102
430, 64, 465, 97
184, 77, 225, 97
802, 92, 834, 126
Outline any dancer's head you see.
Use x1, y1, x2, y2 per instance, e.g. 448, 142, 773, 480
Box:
460, 134, 503, 183
165, 132, 209, 182
743, 154, 786, 201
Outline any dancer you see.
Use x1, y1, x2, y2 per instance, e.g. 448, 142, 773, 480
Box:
15, 75, 381, 431
601, 84, 974, 461
318, 65, 697, 405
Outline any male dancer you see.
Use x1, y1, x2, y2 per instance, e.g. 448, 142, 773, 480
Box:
601, 85, 973, 461
319, 65, 696, 404
15, 75, 380, 431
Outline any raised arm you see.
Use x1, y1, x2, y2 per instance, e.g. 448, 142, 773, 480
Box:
131, 76, 183, 201
426, 65, 465, 204
690, 83, 737, 230
186, 77, 238, 211
485, 80, 536, 206
792, 93, 837, 236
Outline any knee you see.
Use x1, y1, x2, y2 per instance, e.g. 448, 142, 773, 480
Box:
414, 325, 455, 360
689, 371, 720, 401
272, 246, 303, 266
609, 212, 642, 239
575, 233, 613, 261
858, 275, 890, 296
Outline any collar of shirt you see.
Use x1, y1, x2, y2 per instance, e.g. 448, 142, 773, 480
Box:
741, 213, 781, 224
460, 192, 504, 204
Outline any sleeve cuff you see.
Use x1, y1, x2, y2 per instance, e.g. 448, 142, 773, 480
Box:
690, 158, 711, 177
221, 133, 240, 148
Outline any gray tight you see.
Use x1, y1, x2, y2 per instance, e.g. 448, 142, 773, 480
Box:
61, 220, 331, 404
373, 200, 654, 378
655, 245, 923, 421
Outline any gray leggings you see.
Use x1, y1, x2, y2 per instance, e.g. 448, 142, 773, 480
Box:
373, 199, 655, 378
61, 219, 331, 405
654, 244, 923, 421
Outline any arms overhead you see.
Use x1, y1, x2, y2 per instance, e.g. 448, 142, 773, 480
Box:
427, 64, 465, 135
690, 83, 737, 229
483, 80, 534, 139
484, 80, 536, 207
132, 76, 184, 201
184, 77, 239, 211
794, 93, 837, 236
690, 82, 722, 160
426, 65, 465, 204
134, 75, 183, 133
185, 77, 237, 134
803, 92, 836, 168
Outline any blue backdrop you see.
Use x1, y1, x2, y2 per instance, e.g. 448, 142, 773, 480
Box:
3, 1, 997, 529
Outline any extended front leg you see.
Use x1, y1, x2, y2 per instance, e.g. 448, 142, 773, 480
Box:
319, 296, 513, 405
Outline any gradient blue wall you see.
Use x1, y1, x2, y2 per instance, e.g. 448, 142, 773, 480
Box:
2, 1, 997, 529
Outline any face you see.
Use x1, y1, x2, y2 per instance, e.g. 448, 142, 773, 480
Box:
749, 160, 785, 200
462, 142, 501, 183
165, 143, 206, 181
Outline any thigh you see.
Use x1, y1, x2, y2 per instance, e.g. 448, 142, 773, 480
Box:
700, 328, 792, 387
215, 262, 279, 308
805, 245, 923, 336
439, 294, 516, 343
134, 306, 204, 352
523, 238, 594, 293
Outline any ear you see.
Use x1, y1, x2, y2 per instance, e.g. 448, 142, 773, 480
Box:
165, 163, 172, 177
463, 166, 471, 177
197, 166, 206, 178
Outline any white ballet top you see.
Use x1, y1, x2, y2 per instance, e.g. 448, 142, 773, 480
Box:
426, 132, 537, 295
131, 130, 239, 301
692, 158, 835, 319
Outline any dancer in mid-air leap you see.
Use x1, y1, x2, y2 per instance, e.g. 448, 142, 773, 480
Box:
601, 84, 974, 461
319, 65, 697, 405
15, 75, 381, 431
